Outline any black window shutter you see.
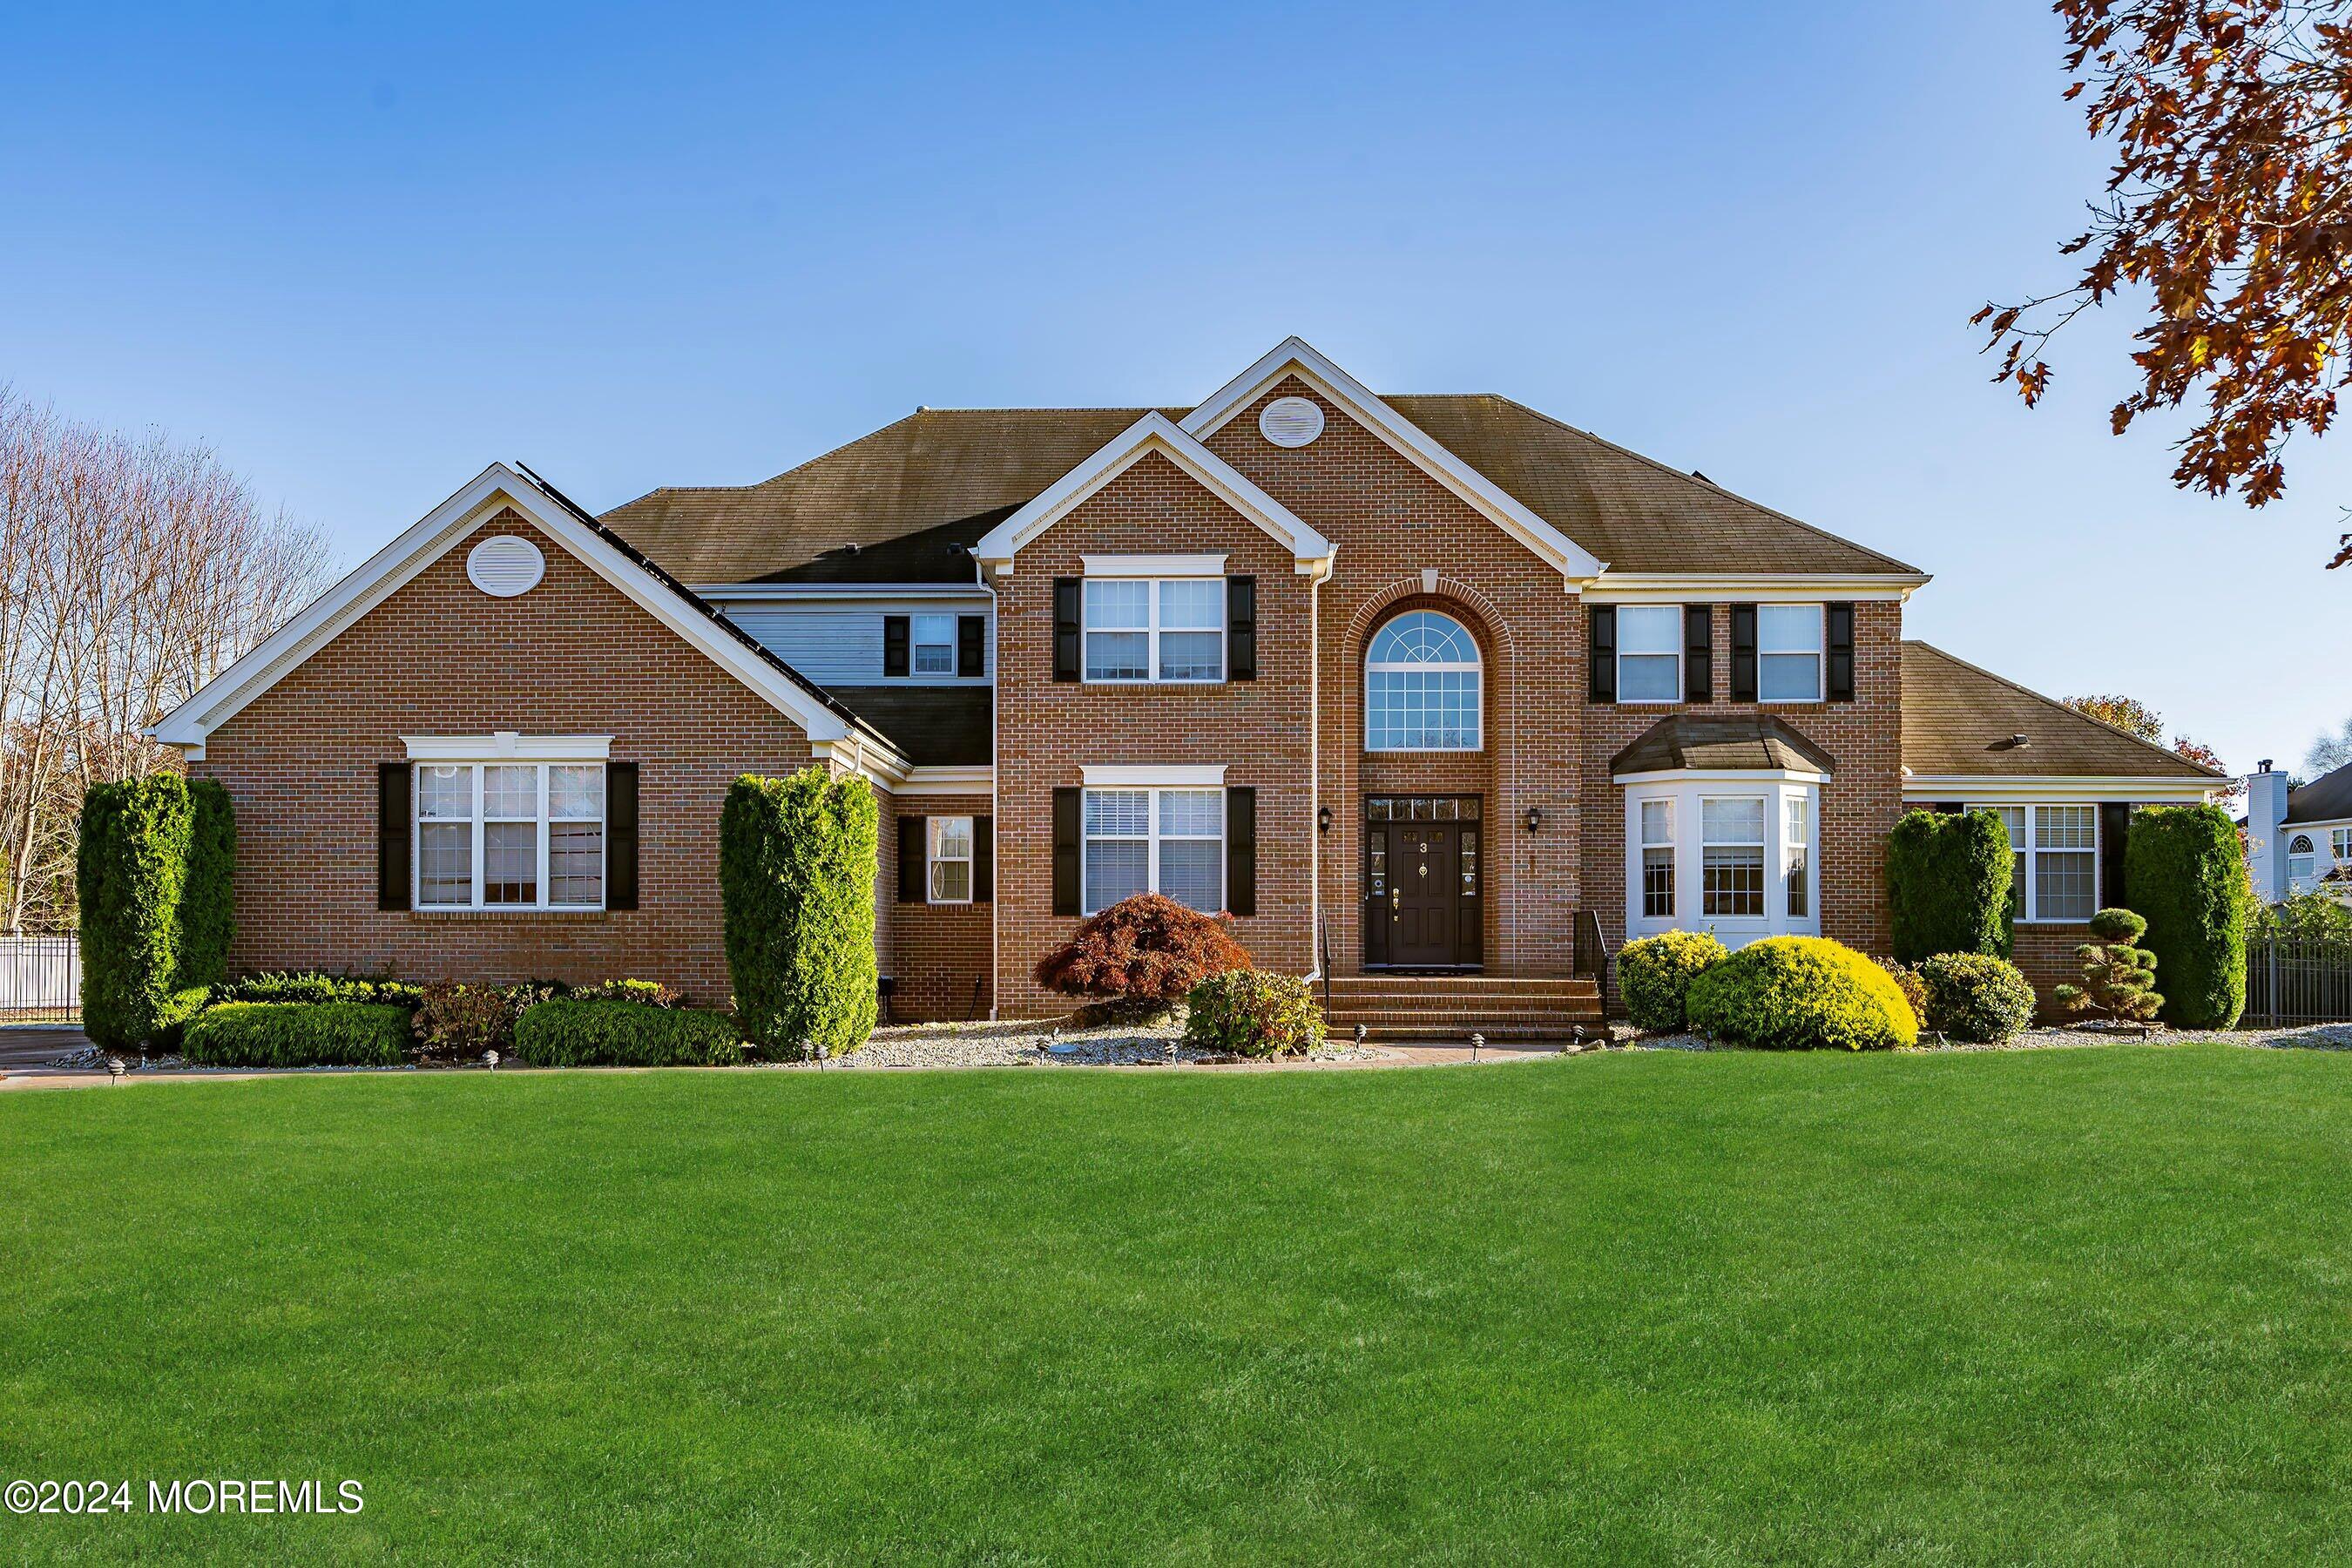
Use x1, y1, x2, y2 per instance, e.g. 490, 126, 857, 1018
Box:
2099, 802, 2131, 910
1053, 578, 1081, 682
1227, 787, 1256, 916
1684, 605, 1713, 704
957, 614, 984, 678
883, 615, 910, 678
607, 761, 639, 910
1227, 576, 1257, 681
974, 815, 993, 903
377, 763, 409, 911
1934, 801, 1965, 815
1730, 605, 1757, 702
897, 814, 926, 903
1588, 605, 1616, 704
1826, 603, 1855, 703
1052, 787, 1081, 916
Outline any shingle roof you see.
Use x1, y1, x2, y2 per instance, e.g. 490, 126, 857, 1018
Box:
819, 686, 991, 767
1899, 641, 2221, 781
1610, 713, 1838, 779
2284, 760, 2352, 824
600, 397, 1922, 584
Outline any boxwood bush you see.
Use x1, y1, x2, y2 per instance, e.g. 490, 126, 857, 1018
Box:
1184, 970, 1322, 1058
1887, 808, 2013, 963
1914, 951, 2037, 1044
2124, 804, 2248, 1029
721, 770, 878, 1060
1617, 930, 1727, 1031
180, 1001, 411, 1068
510, 999, 744, 1067
1686, 936, 1920, 1051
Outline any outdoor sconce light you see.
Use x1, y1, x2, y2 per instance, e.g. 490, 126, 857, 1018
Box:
1524, 806, 1543, 835
1317, 805, 1334, 834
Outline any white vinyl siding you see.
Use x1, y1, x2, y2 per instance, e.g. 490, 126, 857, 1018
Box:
715, 601, 992, 685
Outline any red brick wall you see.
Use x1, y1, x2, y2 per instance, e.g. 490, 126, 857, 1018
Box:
191, 511, 819, 1003
882, 792, 995, 1022
1578, 600, 1907, 956
2010, 923, 2095, 1019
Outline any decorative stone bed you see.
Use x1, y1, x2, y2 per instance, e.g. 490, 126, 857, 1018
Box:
1624, 1022, 2352, 1053
848, 1017, 1384, 1069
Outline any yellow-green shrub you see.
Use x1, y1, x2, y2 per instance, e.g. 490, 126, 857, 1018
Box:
1618, 930, 1728, 1031
1686, 936, 1919, 1051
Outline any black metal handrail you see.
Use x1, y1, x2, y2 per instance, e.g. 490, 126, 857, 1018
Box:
1318, 913, 1334, 1017
1572, 910, 1614, 1018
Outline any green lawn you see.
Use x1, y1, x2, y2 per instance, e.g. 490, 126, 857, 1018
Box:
3, 1047, 2350, 1564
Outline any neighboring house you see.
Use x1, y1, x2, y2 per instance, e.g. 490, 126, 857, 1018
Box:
151, 338, 2222, 1028
2246, 760, 2352, 902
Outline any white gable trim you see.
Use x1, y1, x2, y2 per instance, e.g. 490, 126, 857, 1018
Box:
151, 463, 894, 767
1179, 336, 1608, 585
972, 414, 1334, 576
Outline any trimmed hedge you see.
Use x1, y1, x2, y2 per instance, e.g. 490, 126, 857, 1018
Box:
1888, 808, 2013, 963
180, 1002, 411, 1068
1036, 894, 1253, 1005
510, 999, 745, 1067
1686, 936, 1919, 1051
720, 770, 878, 1060
2124, 805, 2248, 1029
1184, 970, 1322, 1058
1618, 930, 1727, 1032
1915, 952, 2036, 1044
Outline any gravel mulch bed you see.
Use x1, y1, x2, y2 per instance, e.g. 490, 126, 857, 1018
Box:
842, 1015, 1382, 1070
1617, 1022, 2352, 1053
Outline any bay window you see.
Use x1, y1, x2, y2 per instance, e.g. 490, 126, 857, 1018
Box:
1700, 796, 1766, 917
1082, 787, 1224, 913
1625, 778, 1820, 942
1084, 578, 1226, 683
415, 760, 605, 910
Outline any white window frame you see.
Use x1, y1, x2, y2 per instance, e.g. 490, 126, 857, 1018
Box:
2334, 828, 2352, 867
1757, 603, 1826, 705
1639, 797, 1676, 920
1365, 610, 1484, 752
1623, 777, 1819, 943
1970, 802, 2099, 923
909, 613, 956, 677
1080, 786, 1225, 914
1785, 793, 1811, 918
1699, 793, 1769, 921
2288, 832, 2318, 889
1615, 604, 1682, 705
1083, 578, 1226, 685
925, 815, 974, 903
413, 760, 607, 912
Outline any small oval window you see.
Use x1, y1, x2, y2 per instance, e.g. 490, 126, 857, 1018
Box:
466, 535, 545, 598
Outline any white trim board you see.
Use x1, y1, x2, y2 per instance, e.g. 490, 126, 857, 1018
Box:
150, 463, 903, 772
403, 733, 613, 760
1081, 553, 1228, 577
1179, 336, 1607, 586
1902, 776, 2220, 803
1082, 764, 1227, 787
974, 414, 1332, 575
1585, 573, 1929, 603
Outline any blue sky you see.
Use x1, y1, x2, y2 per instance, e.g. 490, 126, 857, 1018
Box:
3, 1, 2344, 774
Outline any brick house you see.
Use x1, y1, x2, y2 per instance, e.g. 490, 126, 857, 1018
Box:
152, 339, 2221, 1032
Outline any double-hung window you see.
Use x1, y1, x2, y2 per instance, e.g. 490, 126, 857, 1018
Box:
927, 816, 973, 903
910, 614, 956, 675
1640, 799, 1676, 918
1700, 795, 1767, 917
1785, 794, 1810, 918
1084, 578, 1225, 683
1616, 605, 1681, 702
416, 761, 605, 910
2335, 828, 2352, 868
1757, 605, 1824, 702
1082, 787, 1223, 913
1973, 803, 2097, 922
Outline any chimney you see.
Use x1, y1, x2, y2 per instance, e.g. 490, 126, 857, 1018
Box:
2247, 760, 2291, 903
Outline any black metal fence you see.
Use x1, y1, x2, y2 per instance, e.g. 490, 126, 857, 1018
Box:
0, 935, 79, 1021
2247, 937, 2352, 1026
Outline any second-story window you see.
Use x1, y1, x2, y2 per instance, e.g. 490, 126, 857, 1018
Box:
911, 614, 956, 675
1758, 605, 1824, 702
1084, 578, 1225, 684
1616, 605, 1682, 702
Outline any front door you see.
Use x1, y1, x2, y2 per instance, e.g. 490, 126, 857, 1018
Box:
1364, 797, 1484, 969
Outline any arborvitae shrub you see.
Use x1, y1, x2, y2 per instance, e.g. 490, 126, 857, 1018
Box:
1887, 808, 2013, 963
179, 780, 237, 994
2123, 805, 2247, 1029
78, 775, 195, 1051
1034, 894, 1252, 1005
720, 770, 879, 1059
1618, 930, 1728, 1031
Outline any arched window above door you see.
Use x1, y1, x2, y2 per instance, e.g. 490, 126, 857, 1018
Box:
1366, 611, 1482, 751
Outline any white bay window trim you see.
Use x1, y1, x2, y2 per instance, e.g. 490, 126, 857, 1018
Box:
1624, 777, 1820, 943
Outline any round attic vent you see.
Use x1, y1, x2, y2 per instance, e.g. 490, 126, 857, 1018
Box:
466, 535, 545, 598
1258, 395, 1325, 449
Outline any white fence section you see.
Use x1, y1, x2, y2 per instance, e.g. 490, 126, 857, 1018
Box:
0, 935, 79, 1017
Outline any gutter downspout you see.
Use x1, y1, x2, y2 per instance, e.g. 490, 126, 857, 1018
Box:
973, 546, 1001, 1020
1305, 556, 1331, 982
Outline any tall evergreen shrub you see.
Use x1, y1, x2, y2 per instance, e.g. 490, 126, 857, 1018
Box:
1887, 808, 2012, 963
2123, 804, 2247, 1028
720, 769, 879, 1058
76, 774, 240, 1051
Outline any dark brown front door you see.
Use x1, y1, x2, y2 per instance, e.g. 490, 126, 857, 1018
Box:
1387, 823, 1459, 965
1364, 796, 1484, 969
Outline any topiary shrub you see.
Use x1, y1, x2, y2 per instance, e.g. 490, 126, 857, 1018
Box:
1618, 930, 1729, 1031
180, 1002, 411, 1068
78, 774, 195, 1051
2054, 908, 2165, 1024
721, 770, 880, 1061
1887, 808, 2013, 963
1915, 951, 2037, 1043
510, 999, 744, 1067
1035, 894, 1253, 1008
1686, 936, 1920, 1051
1184, 970, 1322, 1058
1873, 956, 1930, 1024
2124, 804, 2248, 1029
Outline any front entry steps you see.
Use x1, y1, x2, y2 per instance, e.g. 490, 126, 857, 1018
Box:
1321, 973, 1603, 1044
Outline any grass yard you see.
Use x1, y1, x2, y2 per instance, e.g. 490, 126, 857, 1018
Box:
3, 1047, 2351, 1563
